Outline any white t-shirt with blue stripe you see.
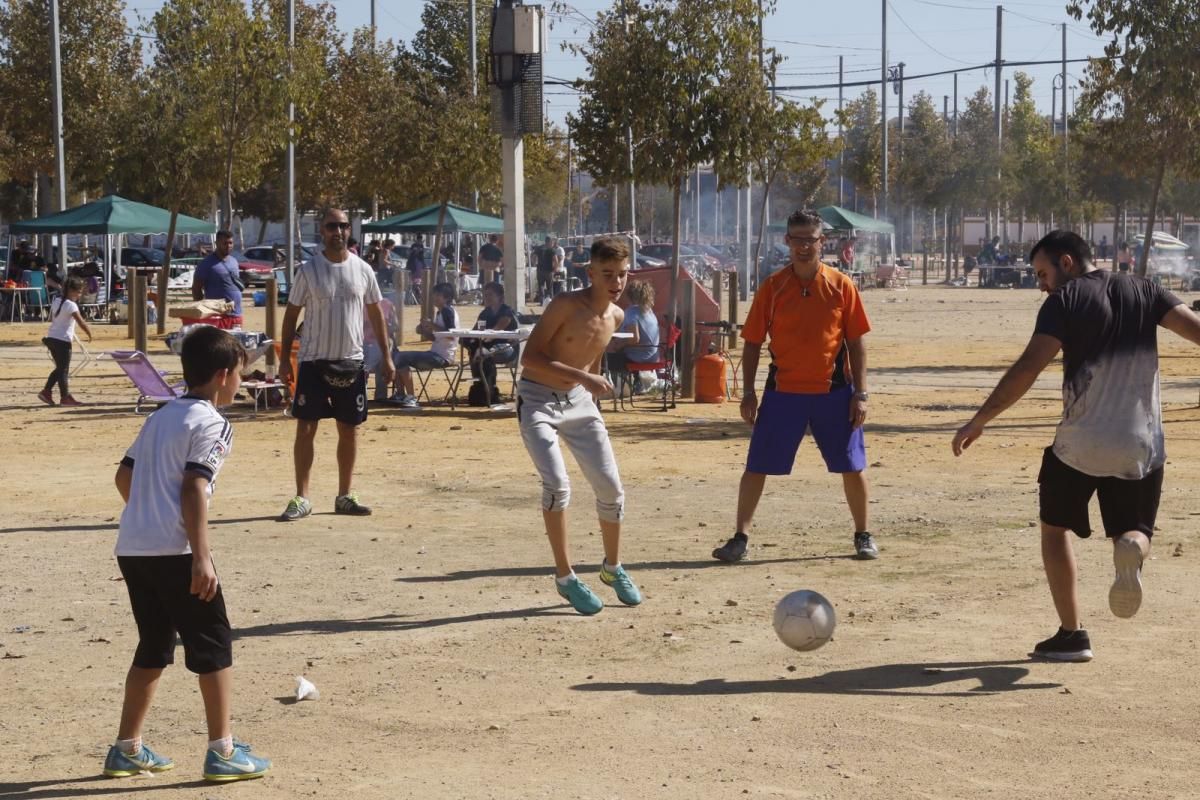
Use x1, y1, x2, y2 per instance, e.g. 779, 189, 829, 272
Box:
115, 397, 233, 557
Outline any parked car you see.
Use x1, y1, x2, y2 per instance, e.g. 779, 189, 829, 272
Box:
639, 243, 709, 274
114, 247, 165, 279
235, 246, 279, 286
634, 252, 667, 270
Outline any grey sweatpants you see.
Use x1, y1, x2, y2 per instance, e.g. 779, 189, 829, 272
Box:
517, 378, 624, 522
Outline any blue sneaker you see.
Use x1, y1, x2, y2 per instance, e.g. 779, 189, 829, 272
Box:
103, 743, 174, 777
555, 575, 604, 615
203, 741, 271, 782
599, 562, 643, 606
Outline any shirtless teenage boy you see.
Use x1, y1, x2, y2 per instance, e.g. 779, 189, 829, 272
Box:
518, 236, 642, 615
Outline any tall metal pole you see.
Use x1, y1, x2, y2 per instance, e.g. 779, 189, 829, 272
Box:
881, 0, 889, 228
1062, 22, 1069, 217
49, 0, 67, 217
286, 0, 295, 284
838, 55, 844, 207
618, 5, 636, 248
994, 5, 1003, 241
953, 72, 959, 137
371, 0, 376, 42
471, 0, 479, 211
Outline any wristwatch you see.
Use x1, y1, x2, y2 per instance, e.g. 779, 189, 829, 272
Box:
854, 392, 869, 401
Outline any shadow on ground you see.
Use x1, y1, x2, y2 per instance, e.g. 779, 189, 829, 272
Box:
572, 659, 1060, 698
395, 555, 857, 584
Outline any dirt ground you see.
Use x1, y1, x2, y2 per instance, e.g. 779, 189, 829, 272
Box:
2, 282, 1199, 800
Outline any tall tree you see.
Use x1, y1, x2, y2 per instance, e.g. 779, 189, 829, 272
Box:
1002, 73, 1057, 245
948, 87, 1002, 245
573, 0, 771, 326
524, 125, 571, 232
840, 89, 883, 215
1068, 0, 1200, 273
396, 1, 498, 320
0, 0, 139, 207
739, 97, 836, 283
147, 0, 291, 230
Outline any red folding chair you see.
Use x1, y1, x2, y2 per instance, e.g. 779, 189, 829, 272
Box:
616, 324, 681, 412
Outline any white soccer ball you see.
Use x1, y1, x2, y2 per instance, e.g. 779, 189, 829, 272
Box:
773, 590, 836, 651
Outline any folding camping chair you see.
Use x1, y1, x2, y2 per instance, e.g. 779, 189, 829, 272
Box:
107, 349, 185, 413
614, 324, 681, 412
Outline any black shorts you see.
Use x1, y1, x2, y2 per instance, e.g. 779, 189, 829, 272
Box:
1037, 447, 1163, 539
117, 555, 233, 674
291, 360, 368, 426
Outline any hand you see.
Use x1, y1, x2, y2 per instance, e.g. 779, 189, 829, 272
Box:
277, 357, 293, 384
581, 372, 613, 398
849, 396, 868, 429
85, 331, 93, 343
951, 418, 986, 456
190, 554, 219, 602
381, 357, 396, 386
740, 391, 758, 425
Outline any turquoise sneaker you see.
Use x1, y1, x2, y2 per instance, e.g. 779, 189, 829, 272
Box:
599, 562, 643, 606
203, 741, 271, 782
555, 575, 604, 615
103, 743, 174, 777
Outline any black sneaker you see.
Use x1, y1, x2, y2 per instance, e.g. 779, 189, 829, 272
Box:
334, 493, 372, 516
854, 531, 879, 560
1032, 627, 1093, 662
712, 533, 748, 563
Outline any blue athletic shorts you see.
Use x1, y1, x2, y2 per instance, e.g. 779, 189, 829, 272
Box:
746, 387, 867, 475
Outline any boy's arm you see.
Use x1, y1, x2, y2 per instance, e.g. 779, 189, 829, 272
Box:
181, 472, 219, 602
115, 463, 132, 503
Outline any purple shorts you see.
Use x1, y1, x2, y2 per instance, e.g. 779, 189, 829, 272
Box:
746, 387, 867, 475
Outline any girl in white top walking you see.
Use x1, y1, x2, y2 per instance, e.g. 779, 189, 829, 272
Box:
39, 276, 92, 407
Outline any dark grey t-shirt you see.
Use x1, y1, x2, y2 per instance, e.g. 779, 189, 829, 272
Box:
1034, 270, 1181, 478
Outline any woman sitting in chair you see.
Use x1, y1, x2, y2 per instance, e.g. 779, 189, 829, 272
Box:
465, 282, 519, 404
607, 280, 661, 394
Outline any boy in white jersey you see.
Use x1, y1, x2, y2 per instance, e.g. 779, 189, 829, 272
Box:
105, 326, 271, 782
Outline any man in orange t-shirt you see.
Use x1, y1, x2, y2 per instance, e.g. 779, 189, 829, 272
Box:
712, 209, 877, 563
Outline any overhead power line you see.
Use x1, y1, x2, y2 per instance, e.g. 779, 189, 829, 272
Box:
772, 55, 1114, 92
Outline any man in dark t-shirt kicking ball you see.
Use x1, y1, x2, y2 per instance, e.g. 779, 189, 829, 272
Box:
952, 230, 1200, 662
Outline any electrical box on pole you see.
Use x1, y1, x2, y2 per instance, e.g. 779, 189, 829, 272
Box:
490, 2, 545, 307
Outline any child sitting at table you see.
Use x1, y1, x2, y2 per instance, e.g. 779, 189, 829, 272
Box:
465, 282, 519, 404
38, 276, 93, 407
389, 282, 459, 409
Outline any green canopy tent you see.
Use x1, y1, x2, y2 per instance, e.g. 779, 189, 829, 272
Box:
767, 205, 895, 265
815, 205, 895, 235
362, 203, 503, 235
8, 195, 215, 307
9, 194, 214, 237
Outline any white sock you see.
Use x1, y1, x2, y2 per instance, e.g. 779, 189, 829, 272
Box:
604, 560, 622, 572
117, 737, 141, 755
555, 571, 577, 586
208, 736, 233, 758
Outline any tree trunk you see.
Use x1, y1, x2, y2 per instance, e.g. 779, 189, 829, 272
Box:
157, 209, 179, 335
609, 187, 618, 233
666, 178, 683, 332
423, 201, 449, 328
257, 218, 268, 245
1139, 153, 1168, 276
222, 147, 235, 230
752, 172, 775, 293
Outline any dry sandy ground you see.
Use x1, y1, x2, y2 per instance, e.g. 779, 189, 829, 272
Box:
1, 283, 1199, 800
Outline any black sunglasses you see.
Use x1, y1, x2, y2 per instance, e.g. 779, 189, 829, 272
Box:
324, 222, 351, 232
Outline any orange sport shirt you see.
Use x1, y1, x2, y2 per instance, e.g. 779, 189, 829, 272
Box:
741, 263, 871, 394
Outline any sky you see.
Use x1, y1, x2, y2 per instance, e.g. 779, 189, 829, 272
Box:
124, 0, 1112, 128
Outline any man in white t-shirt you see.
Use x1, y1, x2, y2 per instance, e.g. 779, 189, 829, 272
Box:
278, 208, 395, 521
